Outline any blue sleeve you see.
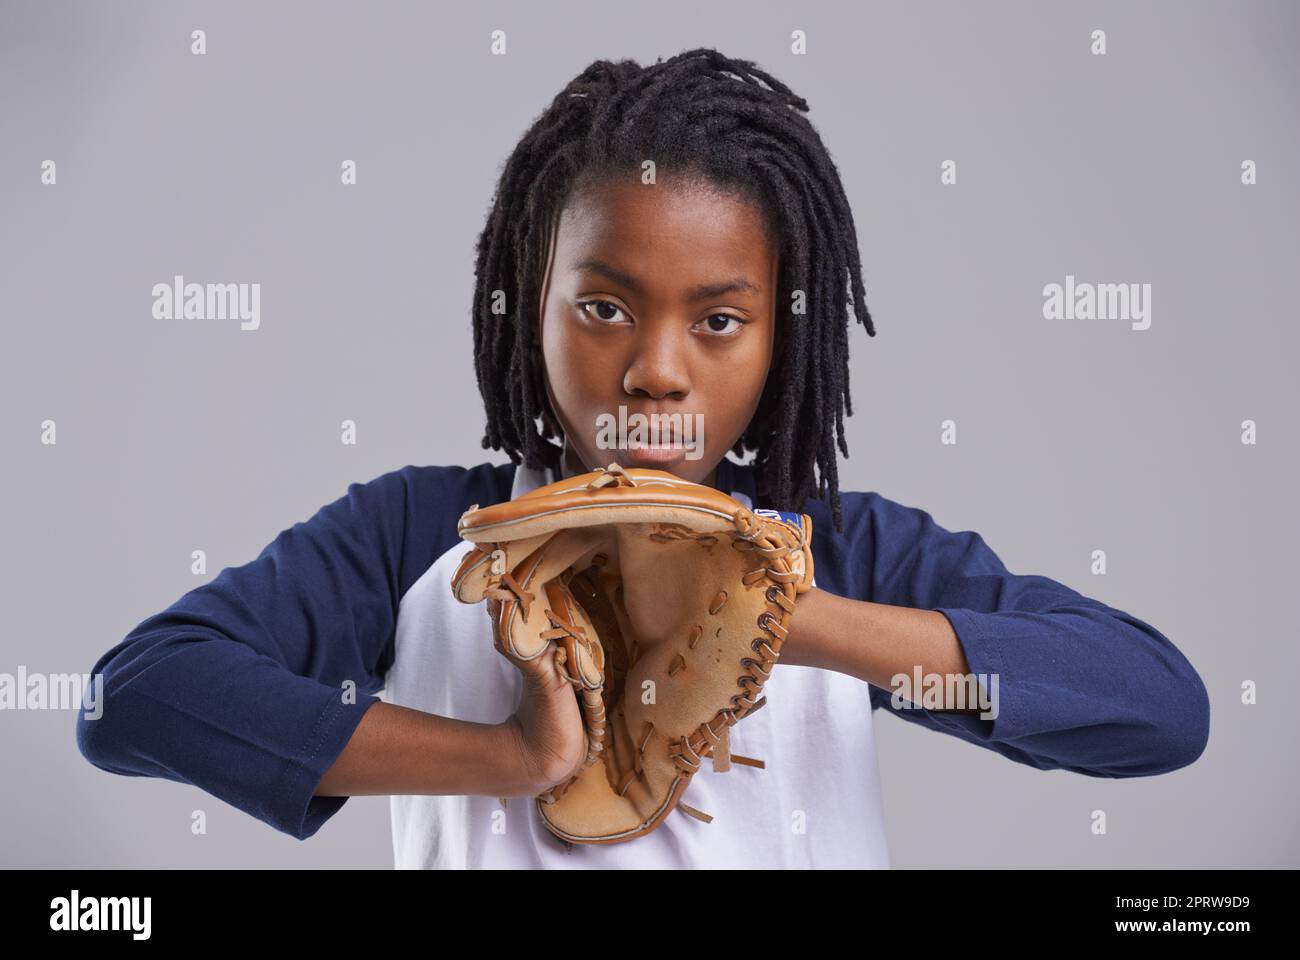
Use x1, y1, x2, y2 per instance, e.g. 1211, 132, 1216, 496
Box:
848, 493, 1211, 778
75, 464, 462, 839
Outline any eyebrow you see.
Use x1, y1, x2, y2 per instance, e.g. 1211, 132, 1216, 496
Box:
572, 257, 761, 301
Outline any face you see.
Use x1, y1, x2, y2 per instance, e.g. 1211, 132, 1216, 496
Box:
537, 176, 779, 487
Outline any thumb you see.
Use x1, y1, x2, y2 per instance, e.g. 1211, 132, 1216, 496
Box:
519, 640, 577, 694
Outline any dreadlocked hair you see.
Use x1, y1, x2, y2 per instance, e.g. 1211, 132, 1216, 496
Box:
471, 46, 875, 532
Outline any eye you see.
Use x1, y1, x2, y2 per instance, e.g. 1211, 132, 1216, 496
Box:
578, 299, 628, 325
696, 314, 746, 336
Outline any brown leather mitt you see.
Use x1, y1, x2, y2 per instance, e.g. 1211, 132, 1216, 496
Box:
451, 461, 814, 845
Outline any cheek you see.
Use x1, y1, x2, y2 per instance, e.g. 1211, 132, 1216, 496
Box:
541, 314, 612, 412
698, 336, 773, 440
731, 330, 775, 403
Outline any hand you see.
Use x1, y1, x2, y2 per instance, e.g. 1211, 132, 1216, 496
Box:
500, 638, 590, 795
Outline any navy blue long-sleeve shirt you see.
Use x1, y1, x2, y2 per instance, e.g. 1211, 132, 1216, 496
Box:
76, 458, 1210, 851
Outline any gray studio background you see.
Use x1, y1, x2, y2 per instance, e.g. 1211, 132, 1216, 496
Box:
2, 0, 1296, 868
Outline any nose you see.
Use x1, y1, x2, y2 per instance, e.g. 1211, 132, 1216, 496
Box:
623, 322, 692, 400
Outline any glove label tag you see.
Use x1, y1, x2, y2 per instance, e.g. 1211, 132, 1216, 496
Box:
752, 508, 801, 528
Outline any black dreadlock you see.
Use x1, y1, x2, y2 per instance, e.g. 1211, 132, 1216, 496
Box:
471, 47, 875, 532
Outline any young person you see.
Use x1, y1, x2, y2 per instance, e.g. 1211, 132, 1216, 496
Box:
77, 48, 1209, 869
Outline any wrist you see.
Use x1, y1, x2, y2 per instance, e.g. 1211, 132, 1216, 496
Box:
487, 718, 545, 797
780, 585, 826, 668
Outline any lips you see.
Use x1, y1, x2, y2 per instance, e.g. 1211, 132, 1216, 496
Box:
624, 420, 686, 446
623, 419, 686, 450
625, 437, 684, 450
622, 441, 687, 463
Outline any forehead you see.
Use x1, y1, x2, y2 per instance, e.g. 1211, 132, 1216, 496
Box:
552, 177, 777, 281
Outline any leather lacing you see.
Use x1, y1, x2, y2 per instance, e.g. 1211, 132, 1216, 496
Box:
585, 462, 638, 490
486, 568, 534, 621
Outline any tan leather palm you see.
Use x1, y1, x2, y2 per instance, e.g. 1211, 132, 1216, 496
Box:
452, 462, 813, 844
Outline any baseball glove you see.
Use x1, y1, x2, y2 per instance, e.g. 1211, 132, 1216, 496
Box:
451, 461, 814, 845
